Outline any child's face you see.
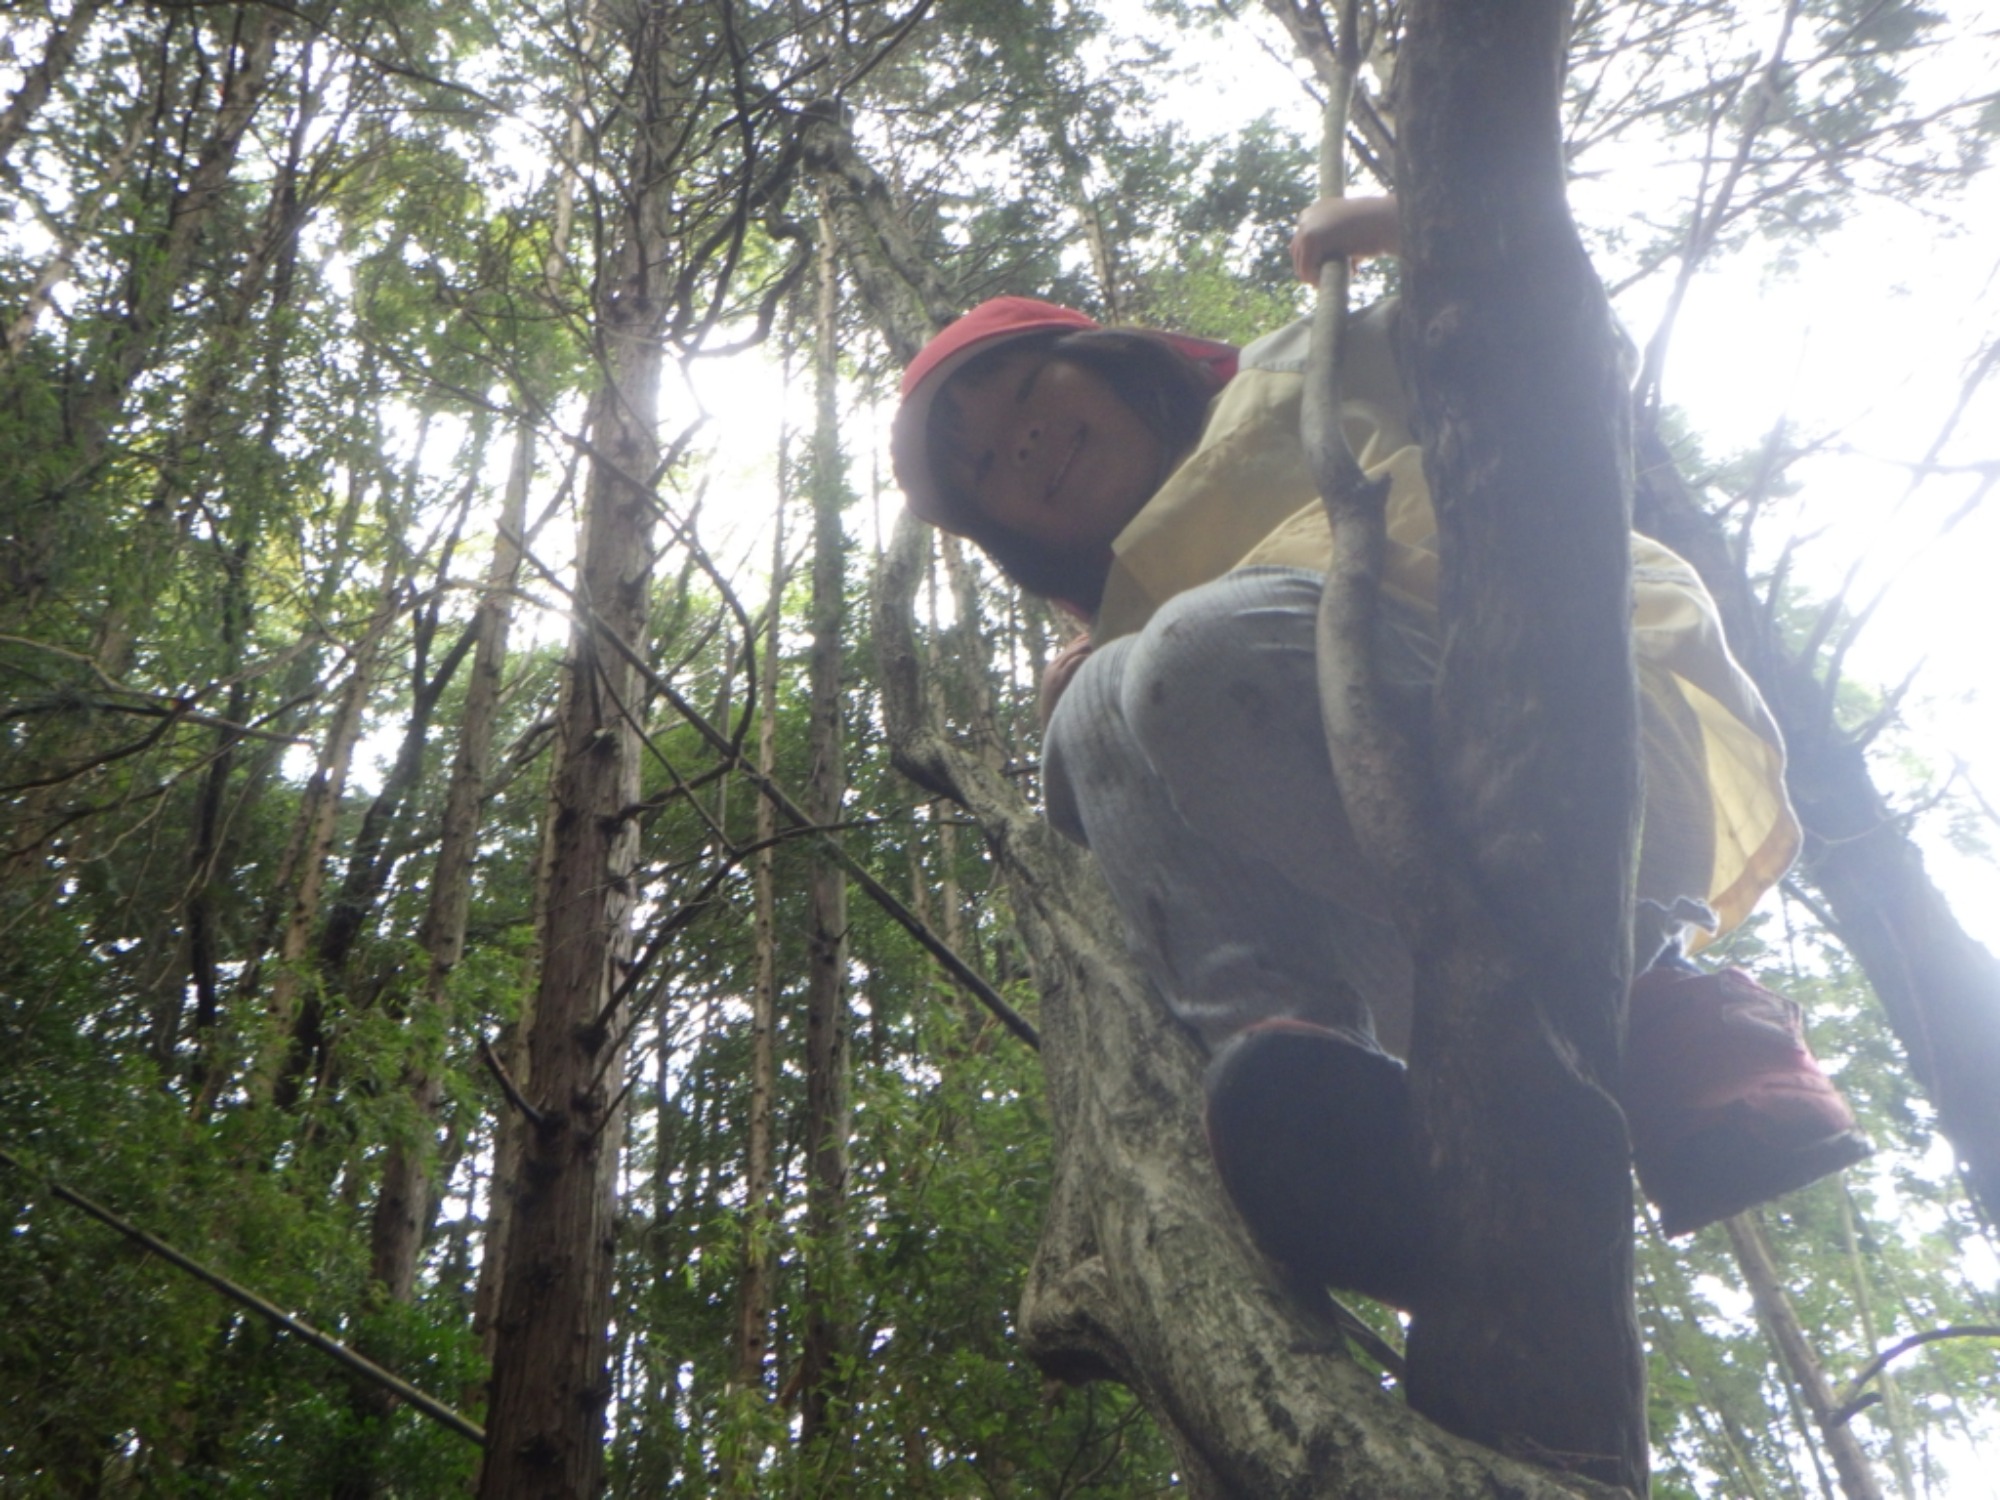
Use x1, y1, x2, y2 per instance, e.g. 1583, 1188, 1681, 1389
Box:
935, 349, 1169, 552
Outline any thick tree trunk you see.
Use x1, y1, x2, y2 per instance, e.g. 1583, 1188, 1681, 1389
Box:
831, 28, 1643, 1469
477, 393, 651, 1500
797, 212, 853, 1456
1386, 0, 1646, 1487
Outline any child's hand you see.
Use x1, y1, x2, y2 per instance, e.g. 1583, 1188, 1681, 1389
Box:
1291, 194, 1400, 283
1039, 632, 1095, 727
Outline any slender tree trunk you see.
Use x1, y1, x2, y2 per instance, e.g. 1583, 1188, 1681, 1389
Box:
1726, 1214, 1886, 1500
1840, 1190, 1917, 1500
736, 488, 787, 1395
939, 534, 1005, 773
0, 0, 106, 168
248, 581, 397, 1106
333, 433, 529, 1500
284, 443, 492, 1114
4, 106, 144, 366
797, 203, 852, 1459
161, 537, 254, 1077
368, 419, 528, 1307
59, 4, 284, 496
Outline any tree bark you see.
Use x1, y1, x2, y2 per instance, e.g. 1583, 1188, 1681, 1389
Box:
1387, 0, 1646, 1487
797, 204, 853, 1457
0, 0, 106, 170
477, 385, 650, 1499
56, 4, 284, 499
735, 489, 786, 1397
363, 415, 530, 1311
249, 587, 398, 1106
477, 13, 670, 1469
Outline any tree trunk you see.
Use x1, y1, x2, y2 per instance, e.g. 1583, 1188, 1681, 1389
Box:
735, 490, 786, 1396
477, 364, 653, 1497
1725, 1214, 1885, 1500
249, 582, 398, 1107
1388, 0, 1646, 1489
796, 205, 853, 1458
0, 0, 106, 169
58, 4, 284, 499
474, 4, 681, 1454
823, 44, 1642, 1473
363, 415, 530, 1309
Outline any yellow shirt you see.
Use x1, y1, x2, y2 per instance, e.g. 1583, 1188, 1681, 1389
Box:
1094, 307, 1799, 942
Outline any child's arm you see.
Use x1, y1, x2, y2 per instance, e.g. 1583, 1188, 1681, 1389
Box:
1291, 194, 1400, 283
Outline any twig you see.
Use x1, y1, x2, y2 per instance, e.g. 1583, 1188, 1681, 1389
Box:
515, 546, 1040, 1051
1831, 1325, 2000, 1426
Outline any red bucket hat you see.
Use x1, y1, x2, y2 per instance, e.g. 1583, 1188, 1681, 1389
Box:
892, 296, 1238, 531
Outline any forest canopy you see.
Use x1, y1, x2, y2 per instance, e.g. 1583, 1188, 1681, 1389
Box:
2, 0, 1998, 1495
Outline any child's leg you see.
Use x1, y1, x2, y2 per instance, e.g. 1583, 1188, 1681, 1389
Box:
1042, 567, 1417, 1054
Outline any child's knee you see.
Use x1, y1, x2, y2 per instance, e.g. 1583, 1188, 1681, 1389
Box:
1119, 569, 1324, 764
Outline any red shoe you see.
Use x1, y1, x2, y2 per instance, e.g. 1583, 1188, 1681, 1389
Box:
1203, 1019, 1432, 1308
1625, 966, 1871, 1236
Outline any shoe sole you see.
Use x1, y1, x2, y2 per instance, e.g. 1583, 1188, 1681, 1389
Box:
1645, 1122, 1873, 1237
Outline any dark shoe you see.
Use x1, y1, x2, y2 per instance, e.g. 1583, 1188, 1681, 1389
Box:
1203, 1018, 1431, 1308
1626, 966, 1872, 1236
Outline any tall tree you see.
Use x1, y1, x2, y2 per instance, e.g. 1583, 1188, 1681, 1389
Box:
475, 5, 670, 1486
797, 194, 854, 1461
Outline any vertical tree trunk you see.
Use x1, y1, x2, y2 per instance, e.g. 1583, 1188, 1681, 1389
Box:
1726, 1214, 1886, 1500
477, 361, 653, 1499
476, 1, 674, 1474
58, 4, 284, 496
736, 493, 787, 1395
248, 582, 397, 1106
1391, 0, 1646, 1487
464, 46, 590, 1378
369, 422, 527, 1304
796, 201, 852, 1457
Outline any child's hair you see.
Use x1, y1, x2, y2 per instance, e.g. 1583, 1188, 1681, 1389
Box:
929, 327, 1219, 611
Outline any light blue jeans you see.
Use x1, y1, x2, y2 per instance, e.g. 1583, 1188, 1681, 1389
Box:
1043, 565, 1704, 1056
1043, 568, 1430, 1056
